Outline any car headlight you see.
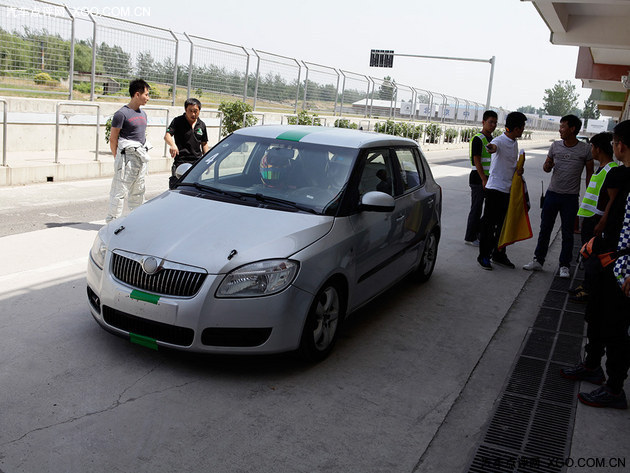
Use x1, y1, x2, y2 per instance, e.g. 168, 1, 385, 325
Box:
216, 260, 298, 298
90, 234, 107, 270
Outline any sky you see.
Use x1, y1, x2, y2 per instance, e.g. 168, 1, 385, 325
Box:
57, 0, 590, 112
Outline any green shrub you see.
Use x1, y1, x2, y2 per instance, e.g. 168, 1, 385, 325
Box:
218, 100, 257, 137
105, 117, 112, 144
492, 128, 503, 138
148, 82, 161, 99
334, 118, 358, 129
373, 121, 423, 140
33, 72, 56, 85
73, 81, 91, 94
460, 127, 480, 142
425, 123, 442, 143
287, 110, 321, 126
373, 120, 395, 135
444, 128, 458, 143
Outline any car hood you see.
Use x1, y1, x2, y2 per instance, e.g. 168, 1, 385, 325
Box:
106, 191, 334, 274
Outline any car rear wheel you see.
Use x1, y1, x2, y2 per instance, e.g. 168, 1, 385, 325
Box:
299, 283, 343, 362
416, 230, 438, 283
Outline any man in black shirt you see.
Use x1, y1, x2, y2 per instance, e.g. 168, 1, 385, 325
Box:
464, 110, 497, 246
562, 120, 630, 409
165, 98, 210, 188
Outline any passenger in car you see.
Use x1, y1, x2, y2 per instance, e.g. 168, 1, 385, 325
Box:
376, 169, 392, 195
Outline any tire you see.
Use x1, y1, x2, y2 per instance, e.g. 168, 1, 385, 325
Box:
416, 230, 439, 283
299, 282, 344, 362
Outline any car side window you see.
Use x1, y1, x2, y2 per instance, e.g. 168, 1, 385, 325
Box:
358, 149, 396, 197
393, 148, 425, 192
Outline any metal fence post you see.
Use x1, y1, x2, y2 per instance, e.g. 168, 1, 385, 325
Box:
302, 61, 309, 111
184, 33, 193, 100
251, 49, 261, 111
339, 70, 347, 117
333, 68, 340, 116
241, 46, 250, 102
169, 30, 179, 106
367, 76, 374, 118
0, 99, 7, 167
88, 13, 97, 102
64, 5, 76, 100
293, 58, 301, 114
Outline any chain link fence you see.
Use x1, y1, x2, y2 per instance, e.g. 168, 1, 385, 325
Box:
0, 0, 557, 130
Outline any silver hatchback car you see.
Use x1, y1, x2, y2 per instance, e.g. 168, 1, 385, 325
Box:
87, 125, 442, 361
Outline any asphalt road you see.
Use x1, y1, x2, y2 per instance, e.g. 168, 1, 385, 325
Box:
0, 147, 569, 473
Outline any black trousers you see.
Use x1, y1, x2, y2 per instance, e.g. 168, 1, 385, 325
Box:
579, 215, 601, 293
584, 268, 630, 393
465, 181, 484, 242
479, 188, 510, 259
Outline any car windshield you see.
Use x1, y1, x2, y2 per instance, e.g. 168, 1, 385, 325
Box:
177, 133, 359, 215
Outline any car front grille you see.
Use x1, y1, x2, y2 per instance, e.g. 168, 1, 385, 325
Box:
111, 252, 207, 297
103, 306, 194, 346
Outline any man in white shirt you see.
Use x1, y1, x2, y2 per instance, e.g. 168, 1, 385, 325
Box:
478, 112, 527, 270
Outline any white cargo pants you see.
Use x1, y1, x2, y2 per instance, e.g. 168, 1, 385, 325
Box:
105, 147, 147, 223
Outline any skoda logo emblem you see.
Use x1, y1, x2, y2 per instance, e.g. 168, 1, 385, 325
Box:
141, 256, 160, 275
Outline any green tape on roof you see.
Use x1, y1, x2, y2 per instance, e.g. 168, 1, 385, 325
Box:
276, 129, 312, 142
130, 290, 160, 305
130, 333, 158, 350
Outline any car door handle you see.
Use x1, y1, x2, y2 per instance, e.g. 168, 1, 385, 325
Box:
396, 214, 406, 222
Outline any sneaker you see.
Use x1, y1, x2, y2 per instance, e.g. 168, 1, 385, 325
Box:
559, 266, 570, 279
569, 290, 589, 303
523, 258, 543, 271
561, 363, 605, 384
477, 255, 492, 270
492, 254, 515, 269
568, 284, 583, 295
578, 385, 628, 409
465, 239, 480, 247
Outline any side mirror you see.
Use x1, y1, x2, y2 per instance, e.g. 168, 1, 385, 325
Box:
175, 162, 192, 179
360, 191, 395, 212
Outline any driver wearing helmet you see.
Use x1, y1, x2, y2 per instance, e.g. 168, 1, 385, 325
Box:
260, 147, 295, 189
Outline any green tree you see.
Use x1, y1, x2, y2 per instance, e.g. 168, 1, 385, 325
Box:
542, 80, 578, 116
97, 43, 131, 77
582, 94, 600, 120
74, 40, 104, 74
136, 51, 156, 81
218, 100, 257, 136
517, 105, 538, 114
378, 76, 395, 101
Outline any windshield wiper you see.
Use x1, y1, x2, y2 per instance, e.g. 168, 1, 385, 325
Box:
176, 182, 243, 199
246, 192, 317, 214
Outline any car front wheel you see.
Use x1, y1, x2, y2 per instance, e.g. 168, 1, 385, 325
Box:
416, 230, 438, 282
299, 283, 343, 362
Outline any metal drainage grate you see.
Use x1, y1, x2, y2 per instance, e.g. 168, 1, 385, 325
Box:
466, 269, 586, 473
533, 308, 561, 331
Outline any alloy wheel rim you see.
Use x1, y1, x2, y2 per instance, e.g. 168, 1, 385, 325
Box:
312, 286, 339, 351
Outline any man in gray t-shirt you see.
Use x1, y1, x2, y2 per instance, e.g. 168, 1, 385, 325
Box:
523, 115, 594, 277
105, 79, 151, 223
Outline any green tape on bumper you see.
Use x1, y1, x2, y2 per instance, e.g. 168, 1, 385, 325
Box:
130, 333, 158, 350
130, 290, 160, 304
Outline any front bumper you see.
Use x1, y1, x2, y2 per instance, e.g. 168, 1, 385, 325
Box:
87, 255, 312, 354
